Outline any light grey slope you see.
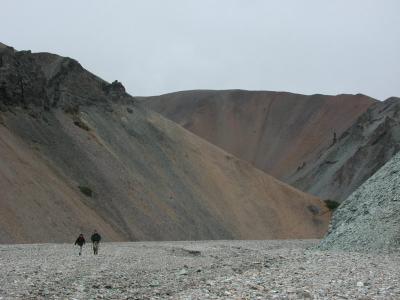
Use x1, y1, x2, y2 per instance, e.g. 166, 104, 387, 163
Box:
319, 151, 400, 252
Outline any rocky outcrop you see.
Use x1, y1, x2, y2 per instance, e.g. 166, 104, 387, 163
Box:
0, 46, 49, 108
0, 45, 329, 243
0, 44, 132, 112
290, 97, 400, 202
319, 151, 400, 252
103, 80, 126, 96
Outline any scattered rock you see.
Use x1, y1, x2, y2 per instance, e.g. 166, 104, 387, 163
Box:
3, 239, 392, 299
178, 269, 188, 276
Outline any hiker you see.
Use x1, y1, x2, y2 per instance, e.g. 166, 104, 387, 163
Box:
91, 230, 102, 255
74, 233, 86, 256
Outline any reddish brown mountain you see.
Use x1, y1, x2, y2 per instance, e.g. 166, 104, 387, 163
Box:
144, 90, 376, 197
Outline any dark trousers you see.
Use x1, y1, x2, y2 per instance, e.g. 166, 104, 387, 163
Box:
93, 241, 99, 255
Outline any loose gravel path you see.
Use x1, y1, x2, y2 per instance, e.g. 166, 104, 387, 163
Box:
0, 240, 399, 299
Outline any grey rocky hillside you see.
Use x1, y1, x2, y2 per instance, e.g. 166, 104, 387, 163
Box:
319, 151, 400, 252
290, 96, 400, 202
0, 43, 131, 111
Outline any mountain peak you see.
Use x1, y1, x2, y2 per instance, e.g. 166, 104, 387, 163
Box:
0, 47, 131, 110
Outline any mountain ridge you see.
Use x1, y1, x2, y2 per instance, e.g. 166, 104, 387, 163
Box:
143, 89, 376, 201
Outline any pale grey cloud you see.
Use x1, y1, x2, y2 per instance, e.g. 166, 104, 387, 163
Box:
1, 0, 399, 100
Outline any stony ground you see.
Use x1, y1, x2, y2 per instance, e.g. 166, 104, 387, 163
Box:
0, 240, 399, 299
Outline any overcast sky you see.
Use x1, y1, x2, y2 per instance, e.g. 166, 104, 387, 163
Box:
1, 1, 399, 100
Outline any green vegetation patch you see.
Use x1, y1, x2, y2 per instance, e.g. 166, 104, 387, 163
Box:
324, 199, 340, 211
63, 104, 80, 115
79, 185, 93, 197
73, 118, 90, 131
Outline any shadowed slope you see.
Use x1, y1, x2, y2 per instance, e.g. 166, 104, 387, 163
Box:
0, 45, 329, 243
290, 97, 400, 202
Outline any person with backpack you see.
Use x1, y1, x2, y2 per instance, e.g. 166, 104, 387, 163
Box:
74, 233, 86, 256
91, 230, 102, 255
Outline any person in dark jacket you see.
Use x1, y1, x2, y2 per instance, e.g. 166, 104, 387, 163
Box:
74, 233, 86, 256
91, 230, 101, 255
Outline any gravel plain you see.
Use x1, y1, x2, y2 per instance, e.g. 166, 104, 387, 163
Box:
0, 240, 399, 299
